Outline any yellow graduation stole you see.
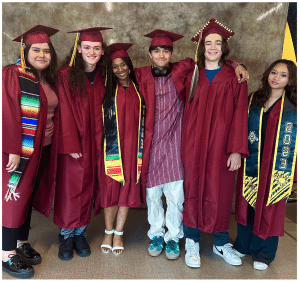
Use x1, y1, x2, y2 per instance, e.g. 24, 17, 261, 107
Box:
103, 83, 145, 184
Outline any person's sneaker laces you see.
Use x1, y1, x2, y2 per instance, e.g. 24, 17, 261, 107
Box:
213, 243, 242, 266
148, 236, 164, 257
165, 240, 180, 260
185, 238, 200, 268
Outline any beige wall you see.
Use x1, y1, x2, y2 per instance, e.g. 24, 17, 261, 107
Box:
2, 2, 288, 93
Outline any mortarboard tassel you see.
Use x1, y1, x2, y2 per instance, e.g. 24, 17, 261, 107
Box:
189, 31, 202, 102
69, 32, 80, 67
20, 37, 27, 70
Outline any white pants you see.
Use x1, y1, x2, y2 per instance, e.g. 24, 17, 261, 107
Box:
146, 180, 184, 243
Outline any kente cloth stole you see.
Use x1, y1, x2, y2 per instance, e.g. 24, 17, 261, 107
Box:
103, 83, 145, 184
243, 93, 297, 208
5, 64, 40, 201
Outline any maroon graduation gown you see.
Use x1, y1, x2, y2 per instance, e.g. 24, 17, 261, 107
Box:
135, 58, 195, 202
182, 65, 249, 233
235, 99, 289, 240
2, 65, 59, 228
97, 83, 144, 208
53, 65, 105, 229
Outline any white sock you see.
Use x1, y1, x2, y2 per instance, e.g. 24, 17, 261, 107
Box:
17, 240, 28, 248
2, 252, 16, 262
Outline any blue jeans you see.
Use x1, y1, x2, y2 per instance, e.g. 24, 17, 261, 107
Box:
60, 226, 87, 239
184, 225, 230, 246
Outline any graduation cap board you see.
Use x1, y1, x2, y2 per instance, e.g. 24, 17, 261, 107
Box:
107, 43, 133, 61
144, 29, 184, 47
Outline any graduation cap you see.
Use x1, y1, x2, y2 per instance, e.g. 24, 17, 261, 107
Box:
191, 18, 235, 44
107, 43, 133, 61
188, 19, 235, 102
144, 29, 184, 47
68, 27, 112, 67
13, 24, 59, 45
12, 25, 59, 70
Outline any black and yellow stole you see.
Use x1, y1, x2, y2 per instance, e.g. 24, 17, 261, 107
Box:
243, 93, 297, 208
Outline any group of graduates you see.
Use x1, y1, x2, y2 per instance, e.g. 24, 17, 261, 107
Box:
2, 18, 297, 279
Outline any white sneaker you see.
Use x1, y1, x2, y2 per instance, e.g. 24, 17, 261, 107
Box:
185, 238, 201, 268
213, 243, 242, 266
253, 261, 268, 270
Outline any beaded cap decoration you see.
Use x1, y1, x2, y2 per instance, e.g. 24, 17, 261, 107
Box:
191, 18, 235, 44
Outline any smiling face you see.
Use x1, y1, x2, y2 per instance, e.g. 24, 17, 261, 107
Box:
149, 47, 173, 70
268, 63, 289, 91
77, 41, 104, 68
27, 43, 51, 72
112, 57, 130, 85
204, 33, 222, 63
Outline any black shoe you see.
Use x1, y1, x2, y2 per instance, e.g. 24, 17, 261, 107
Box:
16, 243, 42, 265
2, 254, 34, 279
74, 234, 91, 257
58, 234, 74, 260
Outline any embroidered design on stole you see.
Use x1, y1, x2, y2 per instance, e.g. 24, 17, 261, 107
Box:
267, 95, 297, 205
5, 65, 40, 201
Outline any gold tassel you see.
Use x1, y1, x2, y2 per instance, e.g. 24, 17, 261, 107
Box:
20, 37, 27, 70
69, 32, 80, 67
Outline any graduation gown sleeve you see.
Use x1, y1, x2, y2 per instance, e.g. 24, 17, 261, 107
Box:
2, 66, 23, 155
226, 77, 249, 157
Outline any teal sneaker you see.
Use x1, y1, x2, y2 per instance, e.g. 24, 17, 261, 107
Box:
166, 240, 180, 260
148, 236, 164, 257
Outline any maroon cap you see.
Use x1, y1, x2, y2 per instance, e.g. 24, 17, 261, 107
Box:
108, 43, 133, 61
144, 29, 184, 47
68, 27, 112, 42
191, 18, 235, 43
12, 25, 59, 45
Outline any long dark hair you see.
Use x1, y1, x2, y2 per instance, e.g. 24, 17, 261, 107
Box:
61, 40, 110, 96
197, 33, 230, 69
251, 59, 297, 108
23, 43, 58, 86
103, 56, 144, 137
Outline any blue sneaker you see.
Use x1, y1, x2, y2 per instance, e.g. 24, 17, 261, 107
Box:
148, 236, 164, 257
166, 240, 180, 260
